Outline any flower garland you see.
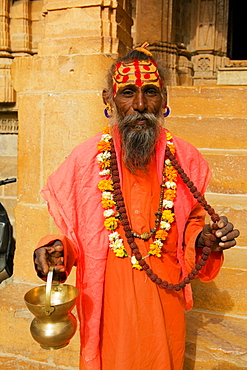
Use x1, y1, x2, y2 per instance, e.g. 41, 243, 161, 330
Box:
97, 126, 178, 269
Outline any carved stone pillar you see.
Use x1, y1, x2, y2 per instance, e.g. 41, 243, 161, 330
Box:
0, 0, 10, 55
0, 1, 15, 103
134, 0, 175, 84
9, 0, 31, 55
191, 0, 229, 85
39, 0, 132, 56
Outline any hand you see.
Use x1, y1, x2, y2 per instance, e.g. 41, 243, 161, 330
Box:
197, 216, 240, 251
34, 240, 65, 276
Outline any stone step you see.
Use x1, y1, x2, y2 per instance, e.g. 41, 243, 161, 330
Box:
184, 309, 247, 369
166, 116, 247, 150
0, 280, 80, 370
169, 86, 247, 118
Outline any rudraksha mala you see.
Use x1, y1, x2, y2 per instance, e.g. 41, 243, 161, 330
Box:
110, 140, 221, 291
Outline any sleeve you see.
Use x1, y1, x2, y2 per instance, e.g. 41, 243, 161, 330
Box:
184, 203, 224, 282
34, 234, 78, 282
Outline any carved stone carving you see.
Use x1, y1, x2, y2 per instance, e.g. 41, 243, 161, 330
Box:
0, 117, 18, 133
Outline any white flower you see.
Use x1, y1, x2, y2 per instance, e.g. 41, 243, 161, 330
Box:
103, 209, 115, 218
99, 169, 110, 176
165, 181, 176, 189
97, 151, 111, 162
109, 231, 120, 242
165, 159, 171, 166
102, 191, 112, 199
131, 256, 137, 265
153, 239, 163, 248
160, 221, 171, 230
102, 134, 112, 141
163, 199, 174, 209
110, 239, 124, 250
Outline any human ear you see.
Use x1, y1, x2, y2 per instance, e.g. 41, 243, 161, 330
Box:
102, 89, 111, 105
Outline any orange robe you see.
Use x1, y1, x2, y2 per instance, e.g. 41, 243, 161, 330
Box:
36, 128, 224, 369
100, 158, 186, 369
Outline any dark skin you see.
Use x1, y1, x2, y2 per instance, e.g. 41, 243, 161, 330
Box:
34, 82, 240, 275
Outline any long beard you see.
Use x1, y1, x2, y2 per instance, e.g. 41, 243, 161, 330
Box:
117, 113, 162, 173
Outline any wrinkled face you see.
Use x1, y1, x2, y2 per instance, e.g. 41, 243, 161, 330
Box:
112, 59, 164, 122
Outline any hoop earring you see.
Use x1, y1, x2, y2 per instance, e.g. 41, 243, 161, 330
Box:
104, 104, 112, 118
163, 106, 170, 118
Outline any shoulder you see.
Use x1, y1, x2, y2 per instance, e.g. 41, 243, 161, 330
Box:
68, 132, 102, 164
172, 134, 208, 168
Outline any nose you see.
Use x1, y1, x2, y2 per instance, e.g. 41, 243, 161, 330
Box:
133, 91, 147, 113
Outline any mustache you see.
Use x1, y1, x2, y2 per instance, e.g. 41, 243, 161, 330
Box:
118, 112, 159, 127
117, 112, 162, 173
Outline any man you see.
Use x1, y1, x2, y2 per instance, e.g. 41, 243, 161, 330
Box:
34, 44, 239, 370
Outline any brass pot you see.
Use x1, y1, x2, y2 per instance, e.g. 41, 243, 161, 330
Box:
24, 268, 79, 350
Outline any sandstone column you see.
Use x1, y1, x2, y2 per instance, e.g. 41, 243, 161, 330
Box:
9, 1, 132, 367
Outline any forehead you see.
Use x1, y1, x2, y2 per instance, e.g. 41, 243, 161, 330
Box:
113, 59, 162, 97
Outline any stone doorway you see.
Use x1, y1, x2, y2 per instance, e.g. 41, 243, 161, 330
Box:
227, 0, 247, 60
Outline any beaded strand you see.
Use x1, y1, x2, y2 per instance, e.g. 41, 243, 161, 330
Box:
110, 140, 221, 291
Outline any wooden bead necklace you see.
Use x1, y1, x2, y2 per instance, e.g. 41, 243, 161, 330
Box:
110, 140, 221, 291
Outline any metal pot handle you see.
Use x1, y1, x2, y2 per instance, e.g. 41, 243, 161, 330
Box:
45, 267, 55, 316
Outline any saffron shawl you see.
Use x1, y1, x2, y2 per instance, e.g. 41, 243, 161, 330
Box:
41, 128, 217, 369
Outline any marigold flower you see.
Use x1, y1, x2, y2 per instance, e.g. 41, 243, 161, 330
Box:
168, 143, 176, 154
115, 247, 127, 257
104, 216, 118, 231
165, 167, 178, 182
162, 210, 175, 223
155, 230, 168, 240
98, 179, 114, 191
101, 199, 115, 209
97, 141, 111, 152
166, 132, 172, 141
132, 262, 143, 270
102, 126, 110, 135
164, 189, 176, 201
149, 244, 162, 257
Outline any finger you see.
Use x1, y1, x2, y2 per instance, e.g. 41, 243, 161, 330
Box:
46, 245, 64, 254
217, 216, 228, 229
34, 249, 50, 275
220, 229, 240, 241
215, 223, 233, 238
219, 239, 237, 250
54, 265, 66, 273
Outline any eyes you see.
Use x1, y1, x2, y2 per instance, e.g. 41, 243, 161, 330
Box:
119, 86, 161, 98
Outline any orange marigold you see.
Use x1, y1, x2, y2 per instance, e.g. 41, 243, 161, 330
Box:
168, 145, 176, 155
104, 217, 118, 231
149, 244, 162, 257
97, 141, 111, 152
162, 210, 175, 223
166, 132, 172, 141
101, 199, 115, 209
164, 189, 176, 201
165, 167, 178, 182
102, 126, 110, 135
98, 179, 113, 191
155, 230, 168, 240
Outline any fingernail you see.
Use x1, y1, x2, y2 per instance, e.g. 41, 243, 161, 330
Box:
221, 236, 227, 241
216, 231, 222, 237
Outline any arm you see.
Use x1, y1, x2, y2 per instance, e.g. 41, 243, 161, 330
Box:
184, 204, 240, 282
183, 204, 223, 282
34, 234, 77, 282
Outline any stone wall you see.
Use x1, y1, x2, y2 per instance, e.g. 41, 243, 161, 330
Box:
0, 0, 246, 369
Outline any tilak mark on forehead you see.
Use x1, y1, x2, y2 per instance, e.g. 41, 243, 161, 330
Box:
113, 59, 162, 97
